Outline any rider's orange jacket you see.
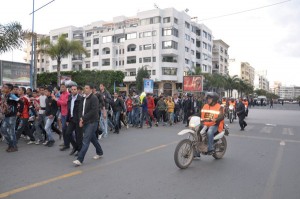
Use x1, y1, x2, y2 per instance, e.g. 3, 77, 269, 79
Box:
201, 103, 224, 132
229, 101, 236, 108
222, 99, 227, 106
243, 100, 248, 108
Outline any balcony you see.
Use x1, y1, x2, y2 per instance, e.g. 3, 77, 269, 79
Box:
212, 48, 219, 53
73, 34, 83, 40
161, 49, 178, 56
124, 76, 136, 82
72, 57, 83, 63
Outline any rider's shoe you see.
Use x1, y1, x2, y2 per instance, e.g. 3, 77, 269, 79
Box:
207, 150, 215, 155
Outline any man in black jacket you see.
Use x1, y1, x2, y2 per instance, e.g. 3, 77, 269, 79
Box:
73, 84, 103, 166
98, 83, 112, 137
64, 86, 83, 155
236, 97, 247, 131
111, 92, 125, 134
44, 87, 58, 147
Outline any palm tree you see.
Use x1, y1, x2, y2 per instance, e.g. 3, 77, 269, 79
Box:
0, 22, 25, 54
224, 75, 239, 97
39, 35, 88, 85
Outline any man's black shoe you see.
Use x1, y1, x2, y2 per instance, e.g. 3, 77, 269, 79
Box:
244, 123, 247, 128
47, 140, 55, 147
60, 146, 70, 151
240, 128, 245, 131
69, 148, 77, 155
74, 151, 79, 156
207, 150, 215, 155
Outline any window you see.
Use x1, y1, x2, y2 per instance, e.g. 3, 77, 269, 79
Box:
93, 49, 99, 56
144, 44, 152, 50
152, 30, 157, 36
41, 68, 44, 72
152, 70, 156, 75
52, 65, 57, 70
139, 45, 142, 51
174, 18, 178, 24
92, 62, 98, 67
163, 17, 171, 23
143, 31, 152, 37
126, 32, 137, 40
208, 34, 212, 41
191, 38, 195, 44
208, 44, 212, 52
86, 63, 90, 68
143, 57, 151, 63
93, 38, 99, 44
162, 27, 178, 37
130, 71, 136, 76
185, 59, 189, 64
162, 56, 177, 62
102, 48, 110, 54
139, 58, 142, 63
52, 35, 58, 40
86, 32, 92, 37
191, 50, 195, 55
42, 59, 44, 63
86, 52, 90, 58
102, 59, 110, 66
62, 64, 68, 69
127, 56, 136, 64
162, 67, 177, 75
202, 42, 207, 49
86, 42, 91, 47
185, 22, 190, 29
152, 57, 156, 62
162, 41, 178, 49
185, 34, 190, 41
203, 31, 207, 38
153, 44, 156, 49
102, 36, 112, 43
127, 44, 136, 52
117, 37, 125, 43
140, 16, 161, 26
185, 47, 189, 52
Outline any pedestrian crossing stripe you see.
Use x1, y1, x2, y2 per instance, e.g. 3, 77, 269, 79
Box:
260, 126, 272, 134
283, 128, 294, 136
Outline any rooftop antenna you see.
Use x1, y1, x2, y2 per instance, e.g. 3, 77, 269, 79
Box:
154, 3, 159, 9
185, 8, 189, 13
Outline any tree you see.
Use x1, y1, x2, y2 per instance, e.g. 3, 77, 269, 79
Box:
0, 22, 25, 54
38, 35, 88, 85
224, 75, 239, 97
136, 66, 150, 93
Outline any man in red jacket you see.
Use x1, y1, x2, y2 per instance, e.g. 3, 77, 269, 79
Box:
147, 93, 156, 125
52, 83, 70, 150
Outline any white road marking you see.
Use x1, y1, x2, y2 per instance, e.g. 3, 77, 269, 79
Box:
288, 128, 294, 136
266, 123, 277, 127
260, 126, 273, 134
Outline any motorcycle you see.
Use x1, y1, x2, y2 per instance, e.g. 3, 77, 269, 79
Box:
228, 105, 235, 123
174, 116, 229, 169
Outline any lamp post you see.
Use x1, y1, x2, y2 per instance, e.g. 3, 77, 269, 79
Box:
29, 0, 55, 88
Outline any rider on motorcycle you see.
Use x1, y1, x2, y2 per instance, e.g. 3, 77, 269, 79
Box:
201, 92, 225, 155
229, 98, 236, 119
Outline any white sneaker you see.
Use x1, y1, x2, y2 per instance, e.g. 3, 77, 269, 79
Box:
42, 141, 48, 145
126, 125, 129, 129
27, 141, 35, 145
98, 134, 103, 140
35, 140, 40, 145
73, 160, 82, 166
93, 155, 103, 160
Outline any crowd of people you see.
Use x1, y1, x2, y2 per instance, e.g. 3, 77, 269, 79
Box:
0, 83, 209, 165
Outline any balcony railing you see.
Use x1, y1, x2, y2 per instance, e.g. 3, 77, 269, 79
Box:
72, 57, 83, 61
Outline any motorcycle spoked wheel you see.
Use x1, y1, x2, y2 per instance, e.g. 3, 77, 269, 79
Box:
213, 136, 227, 159
174, 139, 194, 169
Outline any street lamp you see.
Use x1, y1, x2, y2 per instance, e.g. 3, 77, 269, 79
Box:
29, 0, 55, 88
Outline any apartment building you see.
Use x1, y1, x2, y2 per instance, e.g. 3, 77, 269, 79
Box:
254, 73, 269, 91
212, 39, 229, 75
278, 86, 300, 100
47, 8, 213, 95
23, 34, 50, 73
228, 59, 255, 86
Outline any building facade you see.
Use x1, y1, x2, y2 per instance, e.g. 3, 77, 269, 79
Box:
254, 74, 269, 91
23, 34, 50, 73
228, 59, 255, 86
278, 86, 300, 100
47, 8, 213, 95
212, 39, 229, 75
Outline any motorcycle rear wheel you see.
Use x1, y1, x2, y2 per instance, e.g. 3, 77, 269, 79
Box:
174, 139, 194, 169
213, 136, 227, 159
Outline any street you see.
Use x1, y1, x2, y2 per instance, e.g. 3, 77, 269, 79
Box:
1, 106, 300, 199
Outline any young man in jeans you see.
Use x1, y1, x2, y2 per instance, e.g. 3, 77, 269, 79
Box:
44, 87, 58, 147
1, 84, 23, 152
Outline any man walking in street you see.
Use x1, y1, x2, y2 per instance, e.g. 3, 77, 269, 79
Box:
73, 84, 103, 166
66, 85, 83, 156
111, 92, 126, 133
236, 97, 247, 131
98, 83, 111, 138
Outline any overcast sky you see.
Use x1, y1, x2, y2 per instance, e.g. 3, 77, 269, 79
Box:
1, 0, 299, 86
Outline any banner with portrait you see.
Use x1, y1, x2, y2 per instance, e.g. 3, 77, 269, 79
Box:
183, 76, 203, 92
143, 79, 154, 93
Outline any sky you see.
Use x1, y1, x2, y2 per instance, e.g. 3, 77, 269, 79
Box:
0, 0, 299, 86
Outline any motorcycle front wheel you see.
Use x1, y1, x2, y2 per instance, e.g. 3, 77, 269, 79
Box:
174, 139, 194, 169
213, 136, 227, 159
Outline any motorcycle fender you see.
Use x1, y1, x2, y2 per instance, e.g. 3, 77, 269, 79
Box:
178, 129, 195, 136
214, 131, 225, 140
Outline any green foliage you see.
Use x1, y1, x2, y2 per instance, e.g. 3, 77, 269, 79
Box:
0, 22, 25, 54
37, 70, 124, 92
136, 66, 150, 93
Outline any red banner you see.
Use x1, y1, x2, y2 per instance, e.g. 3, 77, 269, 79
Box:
183, 76, 203, 92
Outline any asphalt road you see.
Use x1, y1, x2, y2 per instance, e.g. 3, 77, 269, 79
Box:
0, 107, 300, 199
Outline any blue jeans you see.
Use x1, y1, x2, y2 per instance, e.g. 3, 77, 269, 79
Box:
61, 115, 69, 146
1, 116, 17, 147
132, 107, 140, 126
168, 112, 174, 125
44, 116, 54, 141
113, 111, 121, 132
77, 121, 103, 163
100, 110, 108, 136
207, 125, 218, 151
127, 111, 133, 125
140, 109, 152, 127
